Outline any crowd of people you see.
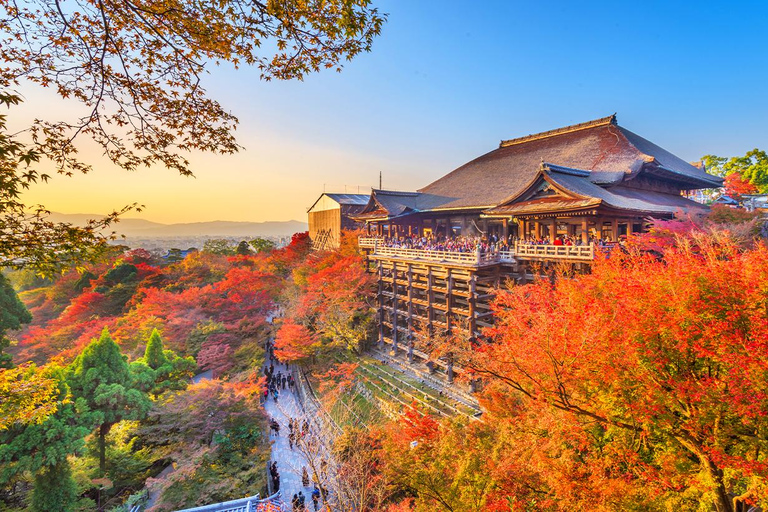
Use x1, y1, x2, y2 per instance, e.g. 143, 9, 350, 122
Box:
264, 335, 328, 511
367, 232, 615, 255
264, 363, 295, 402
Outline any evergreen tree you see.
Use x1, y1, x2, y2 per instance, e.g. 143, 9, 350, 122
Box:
144, 328, 168, 370
30, 461, 78, 512
67, 328, 151, 473
0, 273, 32, 368
236, 240, 252, 255
135, 329, 196, 397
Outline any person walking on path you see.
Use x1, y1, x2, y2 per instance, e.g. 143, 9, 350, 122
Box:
311, 487, 320, 511
302, 466, 309, 487
298, 491, 306, 510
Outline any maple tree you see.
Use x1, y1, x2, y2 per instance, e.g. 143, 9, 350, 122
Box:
0, 363, 59, 430
444, 229, 768, 511
274, 232, 373, 364
724, 171, 758, 199
0, 365, 99, 512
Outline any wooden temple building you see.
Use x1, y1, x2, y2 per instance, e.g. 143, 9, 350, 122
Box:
345, 115, 722, 382
307, 193, 369, 250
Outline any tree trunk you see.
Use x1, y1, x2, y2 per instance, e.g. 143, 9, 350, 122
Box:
703, 454, 733, 512
98, 423, 111, 474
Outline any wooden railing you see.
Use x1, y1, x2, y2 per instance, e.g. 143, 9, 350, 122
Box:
358, 236, 380, 248
372, 245, 499, 266
513, 242, 594, 261
360, 237, 597, 265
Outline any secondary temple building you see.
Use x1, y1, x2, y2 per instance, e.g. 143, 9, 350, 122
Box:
307, 193, 368, 250
316, 115, 723, 382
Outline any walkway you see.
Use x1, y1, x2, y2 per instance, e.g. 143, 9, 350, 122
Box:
263, 357, 326, 511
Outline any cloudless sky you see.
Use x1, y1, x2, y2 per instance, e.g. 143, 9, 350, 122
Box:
20, 0, 768, 224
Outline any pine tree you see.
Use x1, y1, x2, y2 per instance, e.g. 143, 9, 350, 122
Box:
144, 328, 168, 370
67, 328, 151, 473
0, 273, 32, 368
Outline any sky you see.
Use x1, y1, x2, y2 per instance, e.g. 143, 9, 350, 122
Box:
18, 0, 768, 224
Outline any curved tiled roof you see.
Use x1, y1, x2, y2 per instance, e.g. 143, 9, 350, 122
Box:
417, 115, 721, 210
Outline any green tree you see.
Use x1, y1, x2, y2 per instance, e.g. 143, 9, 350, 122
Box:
703, 149, 768, 192
144, 328, 169, 370
31, 462, 78, 512
135, 329, 196, 397
203, 239, 236, 256
249, 237, 276, 254
236, 240, 252, 255
0, 272, 32, 368
67, 328, 151, 473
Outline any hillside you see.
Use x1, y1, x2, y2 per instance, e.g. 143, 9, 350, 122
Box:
47, 212, 308, 238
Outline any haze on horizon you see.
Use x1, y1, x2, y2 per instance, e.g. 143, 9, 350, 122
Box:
16, 0, 768, 225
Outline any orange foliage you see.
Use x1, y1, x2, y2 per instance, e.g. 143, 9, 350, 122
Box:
724, 171, 758, 198
274, 321, 317, 362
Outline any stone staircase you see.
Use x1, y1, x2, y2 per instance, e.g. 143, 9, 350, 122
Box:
367, 349, 481, 417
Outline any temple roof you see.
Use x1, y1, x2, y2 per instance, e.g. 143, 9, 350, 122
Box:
484, 163, 706, 217
417, 115, 722, 211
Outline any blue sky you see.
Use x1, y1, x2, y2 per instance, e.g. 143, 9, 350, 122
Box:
25, 0, 768, 223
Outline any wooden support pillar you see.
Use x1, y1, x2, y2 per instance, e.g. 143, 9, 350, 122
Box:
427, 267, 434, 334
481, 218, 489, 236
549, 218, 557, 244
391, 261, 398, 354
468, 273, 477, 340
581, 218, 589, 244
461, 217, 468, 236
377, 261, 384, 348
407, 264, 414, 363
446, 268, 453, 332
502, 218, 509, 240
611, 218, 619, 242
445, 219, 452, 237
534, 221, 542, 240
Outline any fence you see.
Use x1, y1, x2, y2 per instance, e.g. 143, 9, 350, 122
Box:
173, 491, 287, 512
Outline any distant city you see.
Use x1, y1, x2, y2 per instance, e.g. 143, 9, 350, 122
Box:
46, 211, 308, 252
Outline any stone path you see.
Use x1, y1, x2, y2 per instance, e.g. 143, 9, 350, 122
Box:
263, 359, 320, 510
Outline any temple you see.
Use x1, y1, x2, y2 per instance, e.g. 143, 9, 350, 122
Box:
326, 115, 722, 384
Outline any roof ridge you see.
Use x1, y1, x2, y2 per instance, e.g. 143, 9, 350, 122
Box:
499, 114, 617, 148
373, 189, 421, 196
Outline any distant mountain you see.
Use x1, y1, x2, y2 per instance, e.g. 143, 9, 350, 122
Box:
47, 212, 307, 238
